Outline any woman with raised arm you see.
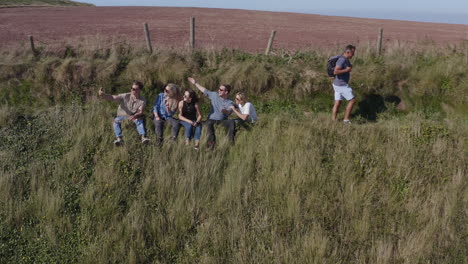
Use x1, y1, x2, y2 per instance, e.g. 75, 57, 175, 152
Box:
153, 83, 182, 146
230, 92, 258, 124
178, 89, 203, 150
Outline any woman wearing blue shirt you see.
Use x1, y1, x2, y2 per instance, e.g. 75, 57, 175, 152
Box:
153, 83, 182, 146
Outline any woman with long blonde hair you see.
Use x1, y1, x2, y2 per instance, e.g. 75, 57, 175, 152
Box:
153, 83, 182, 145
230, 92, 258, 124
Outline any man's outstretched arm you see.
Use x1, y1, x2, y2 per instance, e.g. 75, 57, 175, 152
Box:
188, 77, 207, 93
98, 88, 121, 102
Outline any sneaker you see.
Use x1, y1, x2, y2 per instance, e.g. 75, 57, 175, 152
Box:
194, 145, 199, 150
343, 120, 352, 124
141, 137, 150, 144
113, 138, 124, 146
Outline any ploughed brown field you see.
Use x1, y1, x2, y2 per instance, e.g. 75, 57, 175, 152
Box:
0, 6, 467, 51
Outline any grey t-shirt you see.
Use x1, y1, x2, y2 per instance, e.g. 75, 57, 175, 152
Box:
116, 93, 146, 117
333, 56, 352, 86
204, 90, 234, 120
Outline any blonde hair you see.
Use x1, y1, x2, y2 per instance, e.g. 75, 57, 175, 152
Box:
165, 83, 182, 112
236, 92, 247, 102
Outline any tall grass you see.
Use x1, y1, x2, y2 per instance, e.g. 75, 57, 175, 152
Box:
1, 40, 467, 118
0, 43, 466, 263
0, 104, 465, 263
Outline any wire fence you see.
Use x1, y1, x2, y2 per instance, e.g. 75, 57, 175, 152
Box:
6, 18, 468, 60
13, 18, 390, 57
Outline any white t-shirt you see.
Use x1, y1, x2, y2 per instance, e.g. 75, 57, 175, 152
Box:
238, 102, 258, 123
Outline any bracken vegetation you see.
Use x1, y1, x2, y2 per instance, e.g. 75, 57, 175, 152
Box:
0, 40, 466, 263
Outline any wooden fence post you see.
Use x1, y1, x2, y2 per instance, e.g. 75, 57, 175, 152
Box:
189, 17, 195, 50
265, 30, 276, 55
28, 35, 37, 55
377, 28, 383, 56
465, 31, 468, 64
144, 23, 153, 54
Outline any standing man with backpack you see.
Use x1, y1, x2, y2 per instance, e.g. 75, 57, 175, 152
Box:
329, 44, 356, 123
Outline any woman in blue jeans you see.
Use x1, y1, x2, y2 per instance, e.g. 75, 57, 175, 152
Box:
178, 89, 203, 149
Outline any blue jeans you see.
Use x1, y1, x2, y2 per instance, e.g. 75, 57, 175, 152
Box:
180, 120, 202, 141
113, 116, 146, 138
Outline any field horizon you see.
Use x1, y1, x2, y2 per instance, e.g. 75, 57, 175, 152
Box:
1, 6, 467, 52
0, 0, 93, 7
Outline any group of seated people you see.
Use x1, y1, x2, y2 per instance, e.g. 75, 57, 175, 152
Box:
98, 77, 258, 149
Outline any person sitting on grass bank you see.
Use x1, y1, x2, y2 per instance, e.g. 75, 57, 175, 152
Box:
332, 44, 356, 124
98, 81, 150, 145
178, 89, 203, 150
187, 77, 235, 147
230, 92, 258, 125
153, 83, 182, 146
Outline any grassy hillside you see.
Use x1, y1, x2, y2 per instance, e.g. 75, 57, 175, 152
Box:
0, 0, 93, 6
0, 43, 466, 263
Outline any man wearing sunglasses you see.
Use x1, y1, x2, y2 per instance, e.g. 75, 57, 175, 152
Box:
188, 77, 235, 147
99, 81, 150, 145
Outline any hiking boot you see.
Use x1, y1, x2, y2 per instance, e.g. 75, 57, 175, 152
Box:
141, 137, 150, 144
113, 138, 124, 146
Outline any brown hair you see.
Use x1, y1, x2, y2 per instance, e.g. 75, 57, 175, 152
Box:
132, 80, 144, 90
221, 84, 232, 94
345, 45, 356, 52
185, 89, 199, 103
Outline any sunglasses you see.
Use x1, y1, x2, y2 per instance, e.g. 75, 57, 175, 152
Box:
218, 88, 227, 92
235, 98, 241, 100
131, 87, 139, 91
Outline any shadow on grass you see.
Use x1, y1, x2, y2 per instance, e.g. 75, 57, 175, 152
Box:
354, 94, 401, 121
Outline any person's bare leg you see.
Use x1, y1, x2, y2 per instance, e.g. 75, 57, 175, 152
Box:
332, 100, 342, 121
344, 98, 356, 121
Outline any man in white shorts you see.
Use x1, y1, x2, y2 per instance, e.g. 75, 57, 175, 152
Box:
332, 45, 356, 123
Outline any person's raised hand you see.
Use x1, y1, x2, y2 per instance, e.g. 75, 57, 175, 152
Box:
188, 77, 196, 84
98, 87, 104, 96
